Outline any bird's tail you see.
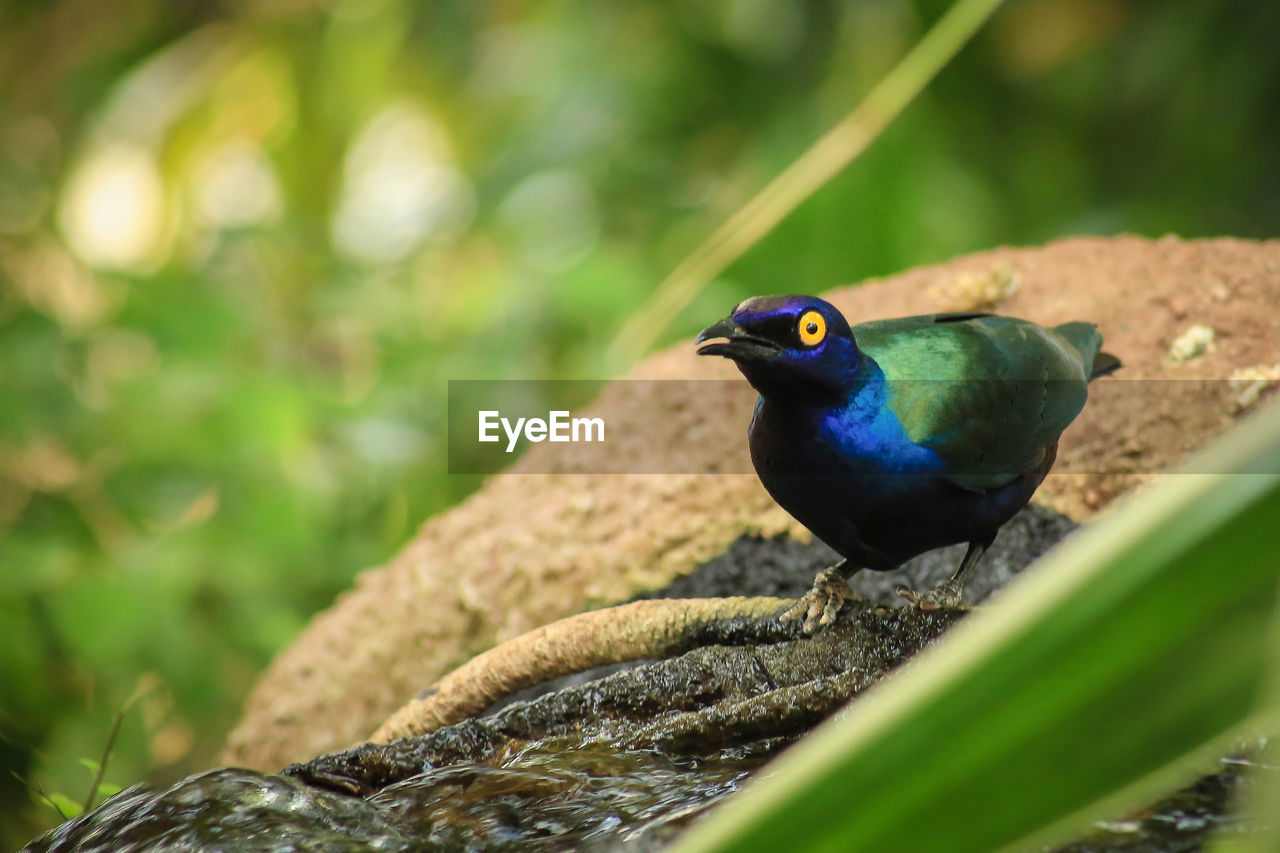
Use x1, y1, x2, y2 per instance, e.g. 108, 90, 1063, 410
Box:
1088, 351, 1122, 380
1052, 321, 1121, 381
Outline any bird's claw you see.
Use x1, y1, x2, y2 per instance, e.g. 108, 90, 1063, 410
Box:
896, 578, 964, 610
781, 567, 854, 634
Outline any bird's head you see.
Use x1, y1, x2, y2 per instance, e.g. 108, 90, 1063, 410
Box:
696, 295, 860, 398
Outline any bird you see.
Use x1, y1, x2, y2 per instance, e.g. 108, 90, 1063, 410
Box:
696, 295, 1118, 632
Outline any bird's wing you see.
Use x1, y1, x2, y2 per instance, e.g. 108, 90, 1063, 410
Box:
854, 314, 1093, 491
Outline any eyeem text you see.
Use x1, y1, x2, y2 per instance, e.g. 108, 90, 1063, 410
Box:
478, 410, 605, 453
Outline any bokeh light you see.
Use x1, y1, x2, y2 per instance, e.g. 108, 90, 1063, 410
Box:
58, 144, 167, 272
332, 102, 475, 264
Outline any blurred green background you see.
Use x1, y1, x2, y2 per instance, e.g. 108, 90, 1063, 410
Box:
1, 0, 1278, 844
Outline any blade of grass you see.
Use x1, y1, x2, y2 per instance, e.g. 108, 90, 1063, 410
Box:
82, 704, 127, 814
11, 772, 79, 821
78, 680, 150, 815
671, 398, 1280, 853
607, 0, 1010, 365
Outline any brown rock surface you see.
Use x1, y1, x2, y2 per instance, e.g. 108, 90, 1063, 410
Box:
222, 235, 1280, 770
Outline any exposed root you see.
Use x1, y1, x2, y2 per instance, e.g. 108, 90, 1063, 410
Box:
370, 596, 795, 743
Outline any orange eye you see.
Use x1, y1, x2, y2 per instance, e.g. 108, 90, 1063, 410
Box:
797, 310, 826, 346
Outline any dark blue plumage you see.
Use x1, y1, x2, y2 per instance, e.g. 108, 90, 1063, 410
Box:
697, 295, 1117, 630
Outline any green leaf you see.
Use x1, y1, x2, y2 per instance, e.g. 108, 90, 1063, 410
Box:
672, 398, 1280, 853
43, 793, 84, 821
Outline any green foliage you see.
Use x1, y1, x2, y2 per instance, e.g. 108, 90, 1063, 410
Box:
39, 795, 82, 822
2, 0, 1280, 847
673, 400, 1280, 853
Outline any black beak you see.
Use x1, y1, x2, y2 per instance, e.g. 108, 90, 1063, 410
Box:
695, 317, 779, 360
695, 317, 740, 353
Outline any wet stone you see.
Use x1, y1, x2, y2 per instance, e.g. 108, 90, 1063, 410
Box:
636, 502, 1080, 606
287, 604, 963, 799
25, 604, 962, 853
19, 506, 1264, 851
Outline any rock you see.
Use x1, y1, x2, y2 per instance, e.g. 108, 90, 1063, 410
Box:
224, 235, 1280, 772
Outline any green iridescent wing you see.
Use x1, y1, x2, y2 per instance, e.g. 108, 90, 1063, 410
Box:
855, 313, 1102, 491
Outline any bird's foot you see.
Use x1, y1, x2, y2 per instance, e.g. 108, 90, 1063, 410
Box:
896, 578, 964, 611
781, 568, 855, 634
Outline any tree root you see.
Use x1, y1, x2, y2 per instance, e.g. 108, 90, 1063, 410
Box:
370, 596, 797, 743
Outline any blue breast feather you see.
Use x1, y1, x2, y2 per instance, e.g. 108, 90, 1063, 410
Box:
756, 364, 946, 475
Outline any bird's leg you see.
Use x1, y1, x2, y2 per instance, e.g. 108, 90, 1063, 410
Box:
897, 536, 992, 610
781, 559, 857, 634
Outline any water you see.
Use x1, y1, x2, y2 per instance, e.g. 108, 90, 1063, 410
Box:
24, 739, 774, 852
24, 738, 1259, 852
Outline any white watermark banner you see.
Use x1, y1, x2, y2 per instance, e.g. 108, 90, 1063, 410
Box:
447, 379, 1275, 475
